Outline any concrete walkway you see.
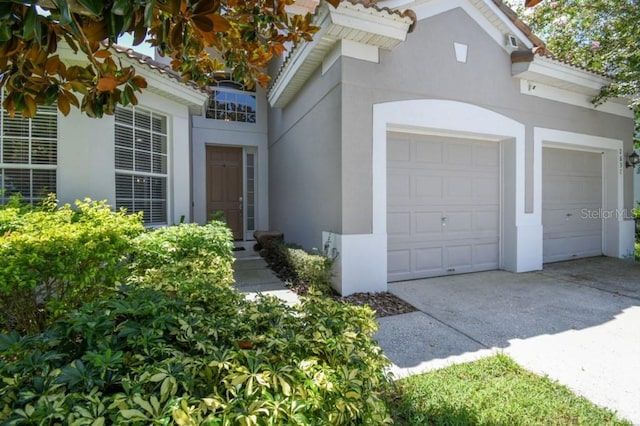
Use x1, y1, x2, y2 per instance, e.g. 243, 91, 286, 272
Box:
375, 257, 640, 424
233, 248, 300, 306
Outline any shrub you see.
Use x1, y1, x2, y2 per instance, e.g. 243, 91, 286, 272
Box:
130, 221, 234, 273
265, 241, 334, 295
128, 221, 236, 304
0, 198, 144, 334
0, 285, 392, 424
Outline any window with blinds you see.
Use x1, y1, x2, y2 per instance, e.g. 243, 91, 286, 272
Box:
114, 107, 168, 225
0, 96, 58, 204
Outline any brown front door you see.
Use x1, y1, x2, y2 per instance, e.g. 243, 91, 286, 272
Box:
206, 146, 243, 240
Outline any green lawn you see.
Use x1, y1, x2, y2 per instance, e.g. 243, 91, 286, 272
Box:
388, 354, 631, 426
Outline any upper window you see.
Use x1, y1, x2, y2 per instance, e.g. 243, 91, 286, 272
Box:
206, 81, 256, 123
0, 92, 58, 204
114, 107, 168, 225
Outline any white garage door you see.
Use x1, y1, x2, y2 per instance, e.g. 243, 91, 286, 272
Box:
542, 147, 602, 263
387, 132, 500, 282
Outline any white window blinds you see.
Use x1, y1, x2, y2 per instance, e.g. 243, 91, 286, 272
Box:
114, 107, 168, 225
0, 94, 57, 204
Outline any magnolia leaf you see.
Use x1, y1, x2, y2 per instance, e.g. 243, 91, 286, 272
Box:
97, 76, 120, 92
131, 76, 148, 89
82, 21, 109, 43
192, 15, 213, 33
23, 95, 37, 118
54, 0, 73, 25
93, 50, 112, 59
45, 56, 61, 74
133, 21, 147, 46
76, 0, 104, 16
212, 14, 231, 33
57, 93, 70, 116
170, 19, 185, 48
112, 0, 132, 16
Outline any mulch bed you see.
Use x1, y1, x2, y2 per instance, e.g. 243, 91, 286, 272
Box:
262, 248, 417, 318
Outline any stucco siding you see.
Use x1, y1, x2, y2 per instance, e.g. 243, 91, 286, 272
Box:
56, 90, 192, 224
268, 63, 343, 249
340, 7, 634, 233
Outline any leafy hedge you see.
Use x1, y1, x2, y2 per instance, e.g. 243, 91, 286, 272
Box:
265, 241, 334, 295
0, 197, 144, 333
0, 212, 393, 424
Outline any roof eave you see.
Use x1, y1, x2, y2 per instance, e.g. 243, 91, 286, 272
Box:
512, 54, 611, 97
268, 1, 415, 108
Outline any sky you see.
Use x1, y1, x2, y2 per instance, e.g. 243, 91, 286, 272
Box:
117, 33, 156, 58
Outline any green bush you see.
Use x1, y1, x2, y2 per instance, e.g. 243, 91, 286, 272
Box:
0, 198, 144, 334
265, 241, 334, 295
128, 221, 236, 303
130, 221, 234, 273
0, 285, 392, 424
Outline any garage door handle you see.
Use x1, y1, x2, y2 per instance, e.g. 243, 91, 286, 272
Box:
441, 217, 447, 227
566, 213, 573, 217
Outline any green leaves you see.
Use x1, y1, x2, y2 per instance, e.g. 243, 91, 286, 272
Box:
0, 0, 327, 117
0, 197, 145, 333
515, 0, 640, 137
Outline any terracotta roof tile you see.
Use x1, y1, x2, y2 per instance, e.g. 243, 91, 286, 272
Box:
345, 0, 417, 32
110, 44, 209, 93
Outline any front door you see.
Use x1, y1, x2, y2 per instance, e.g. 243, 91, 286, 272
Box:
206, 146, 243, 240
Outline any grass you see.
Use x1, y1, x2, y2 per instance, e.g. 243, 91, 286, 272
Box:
635, 240, 639, 260
387, 354, 631, 426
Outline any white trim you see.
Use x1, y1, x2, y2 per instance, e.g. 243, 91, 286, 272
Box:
334, 99, 535, 294
519, 80, 633, 118
410, 0, 534, 51
322, 231, 387, 296
323, 39, 379, 74
328, 2, 413, 42
269, 2, 412, 107
454, 42, 468, 63
513, 55, 611, 96
533, 127, 633, 259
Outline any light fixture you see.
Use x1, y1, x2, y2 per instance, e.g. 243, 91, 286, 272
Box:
625, 151, 640, 168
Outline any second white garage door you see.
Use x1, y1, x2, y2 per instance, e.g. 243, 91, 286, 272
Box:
387, 132, 500, 282
542, 147, 603, 263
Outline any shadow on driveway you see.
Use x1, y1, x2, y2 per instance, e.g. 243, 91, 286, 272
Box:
375, 257, 640, 424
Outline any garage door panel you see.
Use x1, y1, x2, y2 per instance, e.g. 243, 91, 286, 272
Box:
388, 174, 410, 199
388, 249, 412, 275
415, 211, 444, 235
415, 175, 443, 197
415, 247, 444, 272
475, 242, 500, 265
473, 143, 500, 166
475, 176, 500, 200
415, 140, 443, 163
388, 212, 411, 236
387, 132, 500, 281
542, 147, 602, 263
475, 210, 499, 233
445, 176, 473, 198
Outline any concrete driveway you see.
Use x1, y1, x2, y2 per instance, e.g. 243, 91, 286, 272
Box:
375, 257, 640, 424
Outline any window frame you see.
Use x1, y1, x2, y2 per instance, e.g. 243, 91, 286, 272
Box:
206, 87, 257, 124
0, 91, 58, 204
114, 106, 170, 226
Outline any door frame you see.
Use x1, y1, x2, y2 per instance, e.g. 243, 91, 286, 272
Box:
540, 145, 605, 263
533, 127, 629, 260
206, 145, 243, 240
